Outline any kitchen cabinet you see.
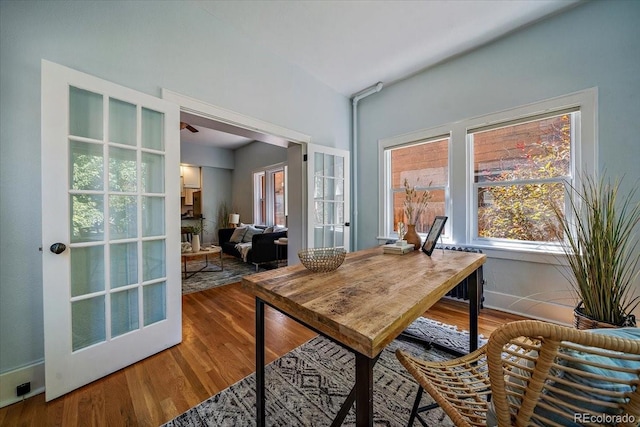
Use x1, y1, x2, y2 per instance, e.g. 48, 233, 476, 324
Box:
182, 165, 200, 188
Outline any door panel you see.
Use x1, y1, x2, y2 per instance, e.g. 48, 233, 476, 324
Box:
41, 60, 181, 401
306, 144, 350, 251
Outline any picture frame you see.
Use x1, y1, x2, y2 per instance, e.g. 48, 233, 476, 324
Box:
422, 216, 448, 256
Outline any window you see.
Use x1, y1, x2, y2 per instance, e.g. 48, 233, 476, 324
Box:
379, 89, 596, 257
383, 136, 449, 236
253, 164, 287, 226
471, 110, 575, 245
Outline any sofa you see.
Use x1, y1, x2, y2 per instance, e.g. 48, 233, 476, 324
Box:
218, 225, 287, 270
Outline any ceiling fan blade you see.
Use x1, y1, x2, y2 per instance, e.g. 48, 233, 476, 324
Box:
180, 122, 199, 133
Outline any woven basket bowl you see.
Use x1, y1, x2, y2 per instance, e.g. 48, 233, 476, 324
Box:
298, 248, 346, 272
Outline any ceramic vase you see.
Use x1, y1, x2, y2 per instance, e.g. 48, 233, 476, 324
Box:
192, 234, 201, 252
404, 224, 421, 250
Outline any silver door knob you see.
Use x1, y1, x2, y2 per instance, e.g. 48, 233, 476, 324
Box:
50, 243, 66, 254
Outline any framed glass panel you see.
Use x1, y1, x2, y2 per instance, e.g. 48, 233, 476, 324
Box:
143, 239, 165, 281
141, 152, 164, 194
70, 140, 103, 191
109, 147, 137, 192
141, 108, 164, 150
72, 296, 105, 351
143, 282, 166, 325
323, 226, 335, 247
324, 178, 335, 200
111, 288, 139, 337
109, 195, 137, 239
69, 87, 103, 140
71, 246, 105, 297
110, 242, 138, 288
142, 196, 164, 237
109, 98, 136, 146
323, 154, 334, 176
70, 194, 104, 243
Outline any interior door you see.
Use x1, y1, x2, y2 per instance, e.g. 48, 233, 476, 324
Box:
41, 60, 181, 401
306, 143, 350, 251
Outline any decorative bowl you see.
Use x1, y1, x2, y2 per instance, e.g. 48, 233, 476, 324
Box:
298, 248, 346, 272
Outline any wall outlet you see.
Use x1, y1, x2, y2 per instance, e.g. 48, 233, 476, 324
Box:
16, 382, 30, 397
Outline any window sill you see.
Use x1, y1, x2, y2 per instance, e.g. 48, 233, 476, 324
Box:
377, 236, 568, 265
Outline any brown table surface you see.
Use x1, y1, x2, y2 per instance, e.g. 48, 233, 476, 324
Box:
242, 246, 486, 358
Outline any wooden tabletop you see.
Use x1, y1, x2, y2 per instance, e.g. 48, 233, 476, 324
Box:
181, 246, 221, 258
242, 246, 486, 358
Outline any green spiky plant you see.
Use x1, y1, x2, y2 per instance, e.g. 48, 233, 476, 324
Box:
553, 175, 640, 326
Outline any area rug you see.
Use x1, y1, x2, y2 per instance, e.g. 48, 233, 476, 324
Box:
163, 316, 486, 426
182, 255, 267, 294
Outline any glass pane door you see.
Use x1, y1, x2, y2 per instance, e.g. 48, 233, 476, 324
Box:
307, 144, 350, 250
42, 60, 180, 401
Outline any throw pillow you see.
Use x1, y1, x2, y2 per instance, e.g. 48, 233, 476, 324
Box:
264, 226, 274, 234
229, 227, 247, 243
273, 225, 288, 233
242, 225, 264, 243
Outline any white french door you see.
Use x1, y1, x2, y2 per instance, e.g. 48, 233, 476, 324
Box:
306, 144, 350, 251
41, 60, 181, 401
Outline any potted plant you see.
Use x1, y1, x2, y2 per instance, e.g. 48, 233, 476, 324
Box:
186, 221, 206, 252
552, 174, 640, 328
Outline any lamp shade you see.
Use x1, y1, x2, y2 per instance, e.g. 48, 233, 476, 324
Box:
229, 213, 240, 225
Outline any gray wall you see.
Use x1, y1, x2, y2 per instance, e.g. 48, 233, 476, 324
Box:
0, 0, 349, 377
356, 1, 640, 322
231, 142, 288, 224
201, 166, 233, 245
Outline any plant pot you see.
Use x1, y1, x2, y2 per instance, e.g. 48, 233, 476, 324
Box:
573, 302, 636, 330
404, 224, 422, 250
192, 235, 201, 253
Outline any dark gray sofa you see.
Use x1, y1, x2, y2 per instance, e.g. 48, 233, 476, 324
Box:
218, 226, 287, 269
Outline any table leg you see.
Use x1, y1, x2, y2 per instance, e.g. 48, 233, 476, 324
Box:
355, 353, 375, 427
256, 298, 265, 427
468, 268, 480, 352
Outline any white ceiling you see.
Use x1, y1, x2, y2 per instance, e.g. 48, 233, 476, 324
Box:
197, 0, 580, 96
183, 0, 581, 149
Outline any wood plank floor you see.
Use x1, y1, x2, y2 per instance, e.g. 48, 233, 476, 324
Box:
0, 282, 527, 427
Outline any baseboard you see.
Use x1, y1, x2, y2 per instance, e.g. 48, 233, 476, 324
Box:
483, 290, 574, 326
0, 361, 45, 408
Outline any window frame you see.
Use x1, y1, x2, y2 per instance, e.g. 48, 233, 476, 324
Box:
378, 88, 597, 262
379, 124, 453, 241
252, 162, 288, 226
468, 109, 579, 250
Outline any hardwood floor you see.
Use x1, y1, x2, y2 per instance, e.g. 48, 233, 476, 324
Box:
0, 282, 527, 427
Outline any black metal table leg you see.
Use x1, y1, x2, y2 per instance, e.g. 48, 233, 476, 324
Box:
468, 268, 480, 352
256, 298, 265, 427
355, 353, 375, 427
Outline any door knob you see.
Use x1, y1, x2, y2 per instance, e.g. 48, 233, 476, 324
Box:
50, 243, 67, 254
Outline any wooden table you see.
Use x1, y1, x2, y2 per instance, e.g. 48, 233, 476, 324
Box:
242, 246, 486, 427
181, 247, 223, 279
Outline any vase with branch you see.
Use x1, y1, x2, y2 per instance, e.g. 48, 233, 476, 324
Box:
403, 177, 432, 249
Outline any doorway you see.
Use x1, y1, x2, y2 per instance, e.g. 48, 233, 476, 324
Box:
162, 89, 310, 266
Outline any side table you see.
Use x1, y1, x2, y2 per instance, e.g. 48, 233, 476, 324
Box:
274, 239, 288, 268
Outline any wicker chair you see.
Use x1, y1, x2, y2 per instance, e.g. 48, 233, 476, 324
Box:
396, 320, 640, 426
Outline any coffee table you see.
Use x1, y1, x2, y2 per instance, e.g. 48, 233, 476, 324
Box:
181, 246, 223, 279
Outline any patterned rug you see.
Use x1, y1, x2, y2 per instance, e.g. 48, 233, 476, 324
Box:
182, 255, 269, 294
163, 316, 486, 426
